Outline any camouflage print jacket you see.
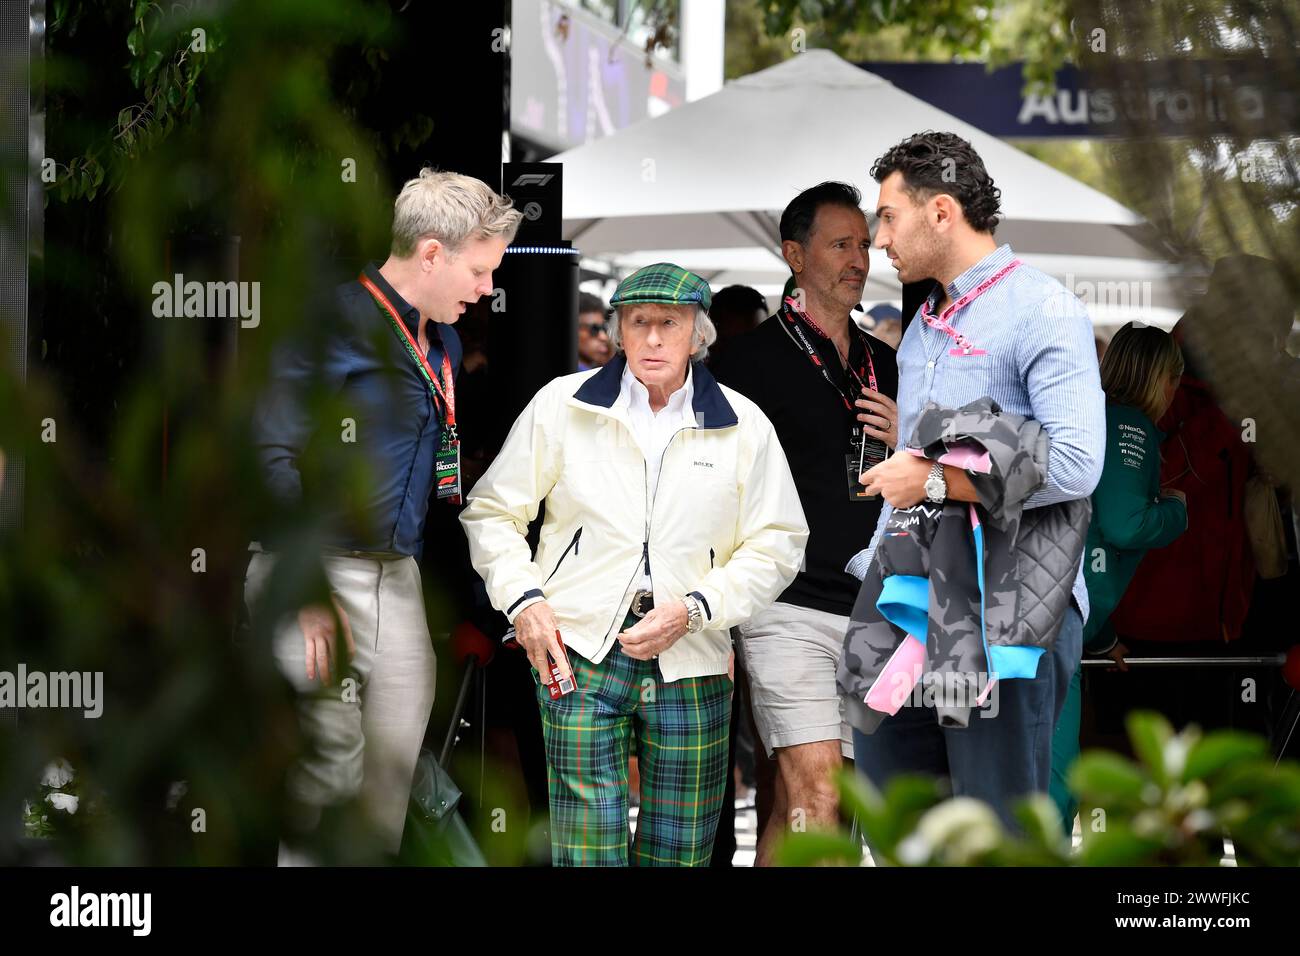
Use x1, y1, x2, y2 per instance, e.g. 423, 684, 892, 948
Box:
838, 397, 1091, 733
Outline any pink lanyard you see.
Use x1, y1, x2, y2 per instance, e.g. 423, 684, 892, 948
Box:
921, 259, 1022, 357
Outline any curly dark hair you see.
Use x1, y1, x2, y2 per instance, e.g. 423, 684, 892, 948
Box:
870, 131, 1002, 234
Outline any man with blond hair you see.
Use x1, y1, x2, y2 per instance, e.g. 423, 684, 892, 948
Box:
247, 168, 522, 863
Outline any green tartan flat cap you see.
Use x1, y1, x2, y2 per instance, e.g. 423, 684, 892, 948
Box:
609, 262, 712, 313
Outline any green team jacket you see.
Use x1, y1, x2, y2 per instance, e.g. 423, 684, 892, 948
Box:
1081, 403, 1188, 651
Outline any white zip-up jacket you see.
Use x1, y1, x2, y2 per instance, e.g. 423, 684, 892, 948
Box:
460, 356, 809, 682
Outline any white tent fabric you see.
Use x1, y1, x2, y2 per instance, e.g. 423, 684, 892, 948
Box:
557, 50, 1164, 262
598, 247, 1187, 327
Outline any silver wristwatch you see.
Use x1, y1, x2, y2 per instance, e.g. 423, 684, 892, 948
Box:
924, 461, 947, 502
682, 595, 705, 633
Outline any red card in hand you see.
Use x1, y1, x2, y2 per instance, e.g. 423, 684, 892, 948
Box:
546, 630, 575, 699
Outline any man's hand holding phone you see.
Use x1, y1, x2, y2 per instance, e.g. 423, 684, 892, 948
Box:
514, 601, 574, 692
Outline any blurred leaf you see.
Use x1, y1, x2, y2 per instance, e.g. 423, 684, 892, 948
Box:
864, 775, 947, 862
1208, 760, 1286, 806
1078, 821, 1166, 867
1069, 752, 1149, 805
1126, 711, 1174, 786
773, 829, 863, 867
834, 766, 883, 822
1012, 794, 1071, 856
834, 767, 897, 855
1183, 731, 1268, 783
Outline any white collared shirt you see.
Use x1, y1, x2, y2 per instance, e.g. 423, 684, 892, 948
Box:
617, 361, 697, 593
619, 361, 696, 503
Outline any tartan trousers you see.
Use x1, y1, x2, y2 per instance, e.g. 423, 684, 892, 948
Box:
535, 616, 732, 867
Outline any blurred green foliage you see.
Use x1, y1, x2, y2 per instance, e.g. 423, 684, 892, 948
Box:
734, 1, 1299, 283
734, 0, 1074, 92
777, 711, 1300, 866
0, 0, 499, 865
43, 0, 220, 203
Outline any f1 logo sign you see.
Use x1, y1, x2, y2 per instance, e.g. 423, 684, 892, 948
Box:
503, 163, 560, 242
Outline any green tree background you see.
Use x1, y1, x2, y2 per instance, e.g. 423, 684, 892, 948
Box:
725, 0, 1295, 266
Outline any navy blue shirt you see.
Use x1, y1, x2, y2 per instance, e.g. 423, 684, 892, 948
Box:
253, 262, 461, 557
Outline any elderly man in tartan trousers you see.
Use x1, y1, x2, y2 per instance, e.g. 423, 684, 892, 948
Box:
462, 264, 808, 866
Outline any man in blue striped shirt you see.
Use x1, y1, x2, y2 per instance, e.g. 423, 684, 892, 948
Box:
847, 132, 1106, 826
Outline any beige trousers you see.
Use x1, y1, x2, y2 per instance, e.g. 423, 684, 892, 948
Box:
245, 551, 438, 862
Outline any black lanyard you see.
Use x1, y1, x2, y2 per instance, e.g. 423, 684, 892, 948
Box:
777, 298, 878, 411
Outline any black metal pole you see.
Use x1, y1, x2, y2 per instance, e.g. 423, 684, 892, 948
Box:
439, 654, 482, 768
1079, 655, 1287, 667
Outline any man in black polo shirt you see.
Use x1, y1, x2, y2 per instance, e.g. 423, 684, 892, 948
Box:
711, 182, 898, 865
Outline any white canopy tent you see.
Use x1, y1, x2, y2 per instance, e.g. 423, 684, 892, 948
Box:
593, 247, 1187, 329
558, 50, 1187, 326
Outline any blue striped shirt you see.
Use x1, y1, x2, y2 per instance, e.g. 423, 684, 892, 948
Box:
846, 243, 1105, 623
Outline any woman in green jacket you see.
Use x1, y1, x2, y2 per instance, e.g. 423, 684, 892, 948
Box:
1050, 322, 1188, 835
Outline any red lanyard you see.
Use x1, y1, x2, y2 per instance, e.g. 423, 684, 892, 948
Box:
359, 273, 457, 439
921, 259, 1022, 356
779, 297, 878, 410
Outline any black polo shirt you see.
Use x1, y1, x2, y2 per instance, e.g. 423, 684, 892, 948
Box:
711, 313, 899, 618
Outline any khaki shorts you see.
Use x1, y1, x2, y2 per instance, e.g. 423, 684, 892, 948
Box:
737, 601, 853, 759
